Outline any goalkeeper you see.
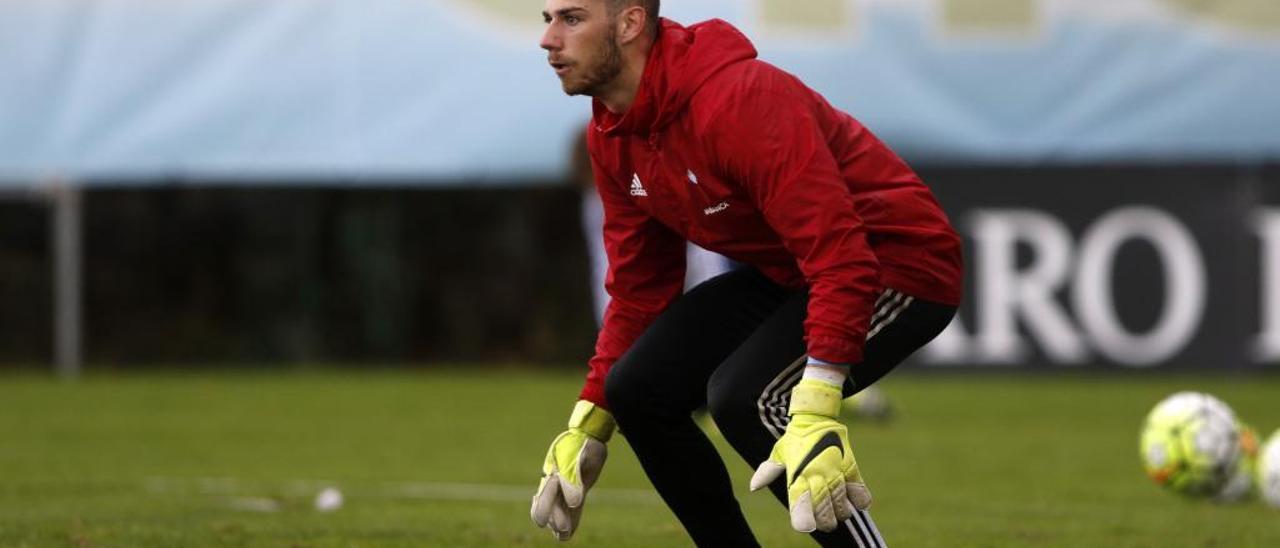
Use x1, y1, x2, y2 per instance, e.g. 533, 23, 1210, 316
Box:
533, 1, 962, 546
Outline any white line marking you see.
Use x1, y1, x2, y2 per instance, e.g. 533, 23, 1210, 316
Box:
144, 477, 662, 505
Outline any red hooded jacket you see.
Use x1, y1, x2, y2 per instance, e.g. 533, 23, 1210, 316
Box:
581, 19, 962, 407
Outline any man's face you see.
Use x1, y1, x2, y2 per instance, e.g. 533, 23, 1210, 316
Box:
540, 0, 623, 96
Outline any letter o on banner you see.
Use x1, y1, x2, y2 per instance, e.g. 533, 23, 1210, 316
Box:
1073, 207, 1206, 366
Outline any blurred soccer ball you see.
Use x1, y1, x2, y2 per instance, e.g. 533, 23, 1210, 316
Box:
1213, 423, 1258, 503
314, 487, 344, 512
842, 385, 893, 422
1139, 392, 1242, 497
1258, 429, 1280, 508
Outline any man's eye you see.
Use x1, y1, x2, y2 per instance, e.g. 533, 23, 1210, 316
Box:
565, 15, 580, 25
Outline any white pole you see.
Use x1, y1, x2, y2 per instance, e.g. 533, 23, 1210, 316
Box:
51, 180, 82, 378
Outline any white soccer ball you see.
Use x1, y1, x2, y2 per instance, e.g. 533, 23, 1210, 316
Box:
1139, 392, 1242, 497
1258, 429, 1280, 508
1214, 423, 1259, 503
314, 487, 344, 512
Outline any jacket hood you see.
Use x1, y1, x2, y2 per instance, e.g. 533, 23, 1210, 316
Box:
593, 18, 757, 136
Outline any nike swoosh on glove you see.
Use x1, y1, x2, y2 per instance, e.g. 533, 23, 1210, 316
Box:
750, 379, 872, 533
531, 400, 614, 541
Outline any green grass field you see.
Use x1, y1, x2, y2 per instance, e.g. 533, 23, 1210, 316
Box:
1, 368, 1278, 547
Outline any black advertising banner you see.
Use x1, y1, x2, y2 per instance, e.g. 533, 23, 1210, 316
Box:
913, 166, 1276, 370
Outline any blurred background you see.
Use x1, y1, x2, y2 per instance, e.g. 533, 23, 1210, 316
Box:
2, 0, 1279, 372
2, 1, 1279, 546
3, 0, 1279, 373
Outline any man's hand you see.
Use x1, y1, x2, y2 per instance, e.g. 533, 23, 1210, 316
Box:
750, 378, 872, 533
531, 400, 615, 541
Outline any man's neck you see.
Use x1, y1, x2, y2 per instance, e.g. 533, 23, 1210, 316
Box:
597, 40, 654, 114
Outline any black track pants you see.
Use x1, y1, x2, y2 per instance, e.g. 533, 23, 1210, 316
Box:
604, 268, 956, 547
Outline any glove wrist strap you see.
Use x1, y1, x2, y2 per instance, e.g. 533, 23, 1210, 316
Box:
788, 379, 843, 418
569, 400, 616, 442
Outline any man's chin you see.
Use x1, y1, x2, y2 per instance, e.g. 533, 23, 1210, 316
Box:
561, 82, 589, 96
558, 75, 602, 97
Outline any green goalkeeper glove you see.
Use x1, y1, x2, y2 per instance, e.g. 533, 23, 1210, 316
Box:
531, 400, 615, 541
750, 379, 872, 533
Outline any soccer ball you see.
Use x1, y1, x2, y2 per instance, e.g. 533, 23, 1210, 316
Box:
1139, 392, 1242, 497
842, 385, 893, 422
1213, 423, 1258, 503
1259, 429, 1280, 508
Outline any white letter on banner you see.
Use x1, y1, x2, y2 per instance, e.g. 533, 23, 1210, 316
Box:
1073, 207, 1205, 366
1255, 209, 1280, 363
970, 210, 1087, 364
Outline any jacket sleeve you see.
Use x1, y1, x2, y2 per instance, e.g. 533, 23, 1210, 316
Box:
703, 87, 881, 366
579, 155, 686, 408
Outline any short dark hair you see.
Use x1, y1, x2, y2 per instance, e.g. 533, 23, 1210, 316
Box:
608, 0, 660, 38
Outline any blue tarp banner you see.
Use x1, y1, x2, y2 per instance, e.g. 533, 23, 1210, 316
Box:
2, 0, 1278, 183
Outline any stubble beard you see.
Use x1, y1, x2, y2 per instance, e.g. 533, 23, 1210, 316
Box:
564, 26, 623, 97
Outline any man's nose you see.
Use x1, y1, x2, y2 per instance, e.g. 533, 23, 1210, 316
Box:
540, 26, 560, 51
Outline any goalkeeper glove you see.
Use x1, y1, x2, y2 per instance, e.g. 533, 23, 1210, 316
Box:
531, 400, 615, 541
750, 378, 872, 533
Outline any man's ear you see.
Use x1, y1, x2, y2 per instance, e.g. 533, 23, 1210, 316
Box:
616, 6, 648, 44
